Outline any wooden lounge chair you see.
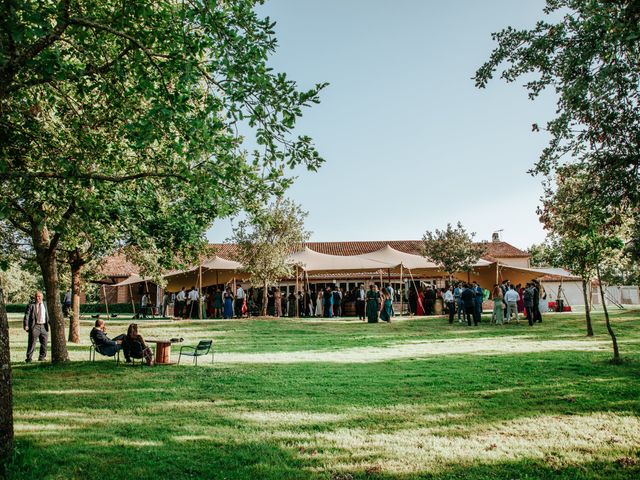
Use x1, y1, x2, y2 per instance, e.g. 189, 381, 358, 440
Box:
177, 340, 214, 366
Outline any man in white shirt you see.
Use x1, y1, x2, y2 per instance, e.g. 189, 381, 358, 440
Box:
356, 284, 366, 320
140, 292, 149, 319
23, 291, 49, 362
444, 286, 455, 324
504, 286, 520, 323
235, 286, 245, 318
175, 287, 186, 318
188, 287, 199, 318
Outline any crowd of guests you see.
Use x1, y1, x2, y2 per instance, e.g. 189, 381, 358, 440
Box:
163, 283, 400, 321
161, 280, 545, 327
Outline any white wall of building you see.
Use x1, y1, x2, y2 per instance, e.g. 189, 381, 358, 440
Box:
543, 281, 640, 306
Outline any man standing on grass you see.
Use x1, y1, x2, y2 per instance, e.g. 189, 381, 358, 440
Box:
23, 290, 49, 362
188, 286, 199, 318
63, 289, 72, 318
356, 284, 366, 320
454, 283, 463, 321
461, 284, 476, 326
504, 285, 520, 323
235, 285, 245, 318
523, 283, 535, 326
175, 287, 186, 318
532, 280, 542, 323
473, 282, 484, 324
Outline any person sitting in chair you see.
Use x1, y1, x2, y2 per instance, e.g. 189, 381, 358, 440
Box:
122, 323, 154, 365
90, 319, 128, 361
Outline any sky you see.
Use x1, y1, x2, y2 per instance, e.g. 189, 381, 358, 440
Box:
207, 0, 558, 250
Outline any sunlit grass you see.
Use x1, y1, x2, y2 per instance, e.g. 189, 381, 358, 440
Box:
5, 311, 640, 479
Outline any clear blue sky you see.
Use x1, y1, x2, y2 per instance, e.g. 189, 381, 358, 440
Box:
207, 0, 557, 250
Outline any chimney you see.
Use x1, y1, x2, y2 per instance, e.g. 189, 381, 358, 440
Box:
492, 232, 500, 242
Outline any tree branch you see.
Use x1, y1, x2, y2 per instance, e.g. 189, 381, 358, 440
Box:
0, 0, 71, 89
0, 171, 188, 183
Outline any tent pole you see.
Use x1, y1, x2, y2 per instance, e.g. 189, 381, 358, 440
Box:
406, 267, 421, 314
295, 265, 300, 317
199, 264, 203, 320
400, 264, 404, 317
102, 285, 109, 317
128, 284, 136, 317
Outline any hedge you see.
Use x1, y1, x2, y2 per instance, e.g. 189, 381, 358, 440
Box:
6, 303, 134, 314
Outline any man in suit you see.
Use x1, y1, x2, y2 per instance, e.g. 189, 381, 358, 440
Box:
24, 291, 49, 362
90, 319, 128, 361
424, 285, 436, 315
473, 282, 484, 324
461, 284, 477, 326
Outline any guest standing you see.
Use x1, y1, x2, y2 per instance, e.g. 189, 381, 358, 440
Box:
23, 291, 49, 363
416, 288, 425, 316
235, 285, 245, 318
355, 284, 366, 320
223, 287, 234, 319
491, 284, 504, 325
380, 289, 392, 323
461, 284, 476, 326
366, 285, 380, 323
274, 289, 282, 317
315, 290, 324, 317
444, 286, 455, 324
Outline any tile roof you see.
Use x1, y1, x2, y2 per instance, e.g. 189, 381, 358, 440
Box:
99, 240, 529, 277
97, 253, 140, 277
209, 240, 529, 260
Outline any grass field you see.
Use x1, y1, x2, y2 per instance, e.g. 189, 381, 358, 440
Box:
4, 310, 640, 479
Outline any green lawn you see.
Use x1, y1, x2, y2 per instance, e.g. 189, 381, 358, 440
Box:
4, 311, 640, 479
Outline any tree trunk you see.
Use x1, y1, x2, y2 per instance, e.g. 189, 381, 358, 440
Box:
581, 277, 594, 337
33, 227, 69, 363
0, 277, 14, 470
68, 259, 82, 343
261, 281, 268, 317
597, 265, 620, 363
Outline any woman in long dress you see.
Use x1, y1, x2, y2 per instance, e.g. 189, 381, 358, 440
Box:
380, 289, 392, 323
491, 284, 504, 325
416, 288, 425, 316
274, 289, 282, 317
213, 288, 223, 319
366, 285, 380, 323
223, 287, 234, 319
315, 291, 323, 317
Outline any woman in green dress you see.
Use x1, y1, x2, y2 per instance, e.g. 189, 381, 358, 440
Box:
366, 285, 380, 323
491, 284, 504, 325
213, 288, 223, 319
380, 289, 392, 323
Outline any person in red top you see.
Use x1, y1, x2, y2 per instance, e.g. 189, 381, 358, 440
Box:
416, 288, 425, 316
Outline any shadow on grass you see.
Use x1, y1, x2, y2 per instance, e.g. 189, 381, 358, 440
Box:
6, 349, 640, 479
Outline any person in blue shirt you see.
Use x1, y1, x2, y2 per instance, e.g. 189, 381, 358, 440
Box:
454, 284, 463, 321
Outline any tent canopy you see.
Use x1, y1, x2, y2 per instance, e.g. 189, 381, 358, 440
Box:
111, 247, 580, 292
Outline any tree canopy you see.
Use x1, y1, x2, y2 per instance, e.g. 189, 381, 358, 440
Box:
475, 0, 640, 209
0, 0, 326, 361
230, 198, 309, 315
421, 222, 486, 280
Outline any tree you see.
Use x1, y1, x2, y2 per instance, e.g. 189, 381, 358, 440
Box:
539, 164, 625, 360
421, 222, 486, 283
527, 242, 555, 268
475, 0, 640, 211
0, 227, 21, 468
1, 0, 326, 362
230, 199, 309, 316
